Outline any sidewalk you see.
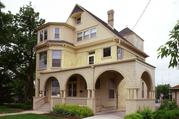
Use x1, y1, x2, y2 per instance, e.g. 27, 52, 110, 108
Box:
84, 111, 125, 119
0, 110, 46, 117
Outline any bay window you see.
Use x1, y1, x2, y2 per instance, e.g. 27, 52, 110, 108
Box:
54, 28, 60, 39
52, 50, 61, 67
39, 51, 47, 69
44, 29, 48, 40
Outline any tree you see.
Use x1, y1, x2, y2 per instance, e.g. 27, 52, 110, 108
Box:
156, 84, 170, 100
0, 2, 45, 103
157, 20, 179, 68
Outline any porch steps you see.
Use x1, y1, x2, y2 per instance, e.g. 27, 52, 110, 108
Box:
37, 103, 50, 113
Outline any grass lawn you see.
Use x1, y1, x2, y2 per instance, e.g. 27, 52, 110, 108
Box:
0, 114, 64, 119
0, 106, 24, 114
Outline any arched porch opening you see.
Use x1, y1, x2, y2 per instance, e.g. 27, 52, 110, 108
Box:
65, 74, 87, 105
141, 71, 153, 99
95, 70, 124, 112
44, 77, 60, 102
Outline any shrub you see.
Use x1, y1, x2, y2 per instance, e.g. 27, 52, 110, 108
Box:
4, 103, 32, 110
124, 113, 143, 119
153, 109, 179, 119
138, 108, 154, 119
53, 104, 93, 118
159, 100, 178, 110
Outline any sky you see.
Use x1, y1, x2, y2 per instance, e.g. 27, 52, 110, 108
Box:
1, 0, 179, 86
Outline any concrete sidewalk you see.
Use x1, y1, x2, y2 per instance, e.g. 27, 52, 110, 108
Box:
0, 110, 47, 117
84, 111, 125, 119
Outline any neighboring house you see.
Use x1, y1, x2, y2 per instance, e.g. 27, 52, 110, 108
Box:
33, 4, 155, 114
171, 85, 179, 106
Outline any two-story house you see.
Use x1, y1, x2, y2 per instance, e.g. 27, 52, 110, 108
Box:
33, 4, 155, 114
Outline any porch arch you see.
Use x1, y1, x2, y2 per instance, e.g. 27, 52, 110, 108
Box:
44, 77, 60, 101
95, 70, 125, 112
141, 71, 153, 99
65, 74, 87, 97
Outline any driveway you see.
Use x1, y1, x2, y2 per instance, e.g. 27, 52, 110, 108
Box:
84, 111, 125, 119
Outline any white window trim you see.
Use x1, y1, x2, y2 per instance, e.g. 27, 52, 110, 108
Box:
77, 27, 97, 42
54, 28, 60, 40
88, 54, 95, 65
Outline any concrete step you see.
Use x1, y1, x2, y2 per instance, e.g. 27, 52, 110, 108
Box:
37, 103, 50, 112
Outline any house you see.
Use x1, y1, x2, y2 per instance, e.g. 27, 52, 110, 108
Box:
33, 4, 155, 114
170, 85, 179, 106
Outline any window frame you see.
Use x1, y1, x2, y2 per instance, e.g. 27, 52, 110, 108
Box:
103, 47, 111, 57
76, 17, 81, 24
44, 29, 48, 40
90, 28, 97, 38
77, 32, 83, 41
117, 47, 123, 60
52, 50, 61, 67
54, 28, 60, 40
83, 30, 90, 40
39, 31, 43, 42
39, 51, 47, 69
88, 54, 95, 65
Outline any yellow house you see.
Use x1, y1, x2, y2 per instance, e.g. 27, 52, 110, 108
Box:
33, 4, 155, 114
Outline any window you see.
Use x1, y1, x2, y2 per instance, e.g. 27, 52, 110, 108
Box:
77, 27, 97, 42
142, 82, 144, 98
77, 32, 83, 41
39, 51, 47, 69
54, 28, 60, 39
103, 47, 111, 57
68, 78, 77, 97
44, 30, 48, 40
109, 79, 115, 98
88, 51, 95, 64
51, 79, 60, 96
117, 47, 123, 59
40, 31, 43, 41
90, 28, 96, 38
83, 30, 90, 40
52, 50, 61, 67
76, 17, 81, 24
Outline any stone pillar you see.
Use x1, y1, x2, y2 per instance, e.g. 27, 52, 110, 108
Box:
62, 90, 66, 104
87, 89, 96, 114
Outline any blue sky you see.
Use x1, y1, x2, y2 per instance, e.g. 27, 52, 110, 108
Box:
2, 0, 179, 86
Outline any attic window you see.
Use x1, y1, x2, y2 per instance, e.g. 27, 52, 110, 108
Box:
76, 17, 81, 24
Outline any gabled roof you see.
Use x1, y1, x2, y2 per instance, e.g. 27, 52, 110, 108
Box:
70, 4, 148, 58
171, 85, 179, 90
119, 27, 144, 41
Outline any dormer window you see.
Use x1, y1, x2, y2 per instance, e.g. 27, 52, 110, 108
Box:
44, 29, 48, 40
77, 27, 97, 42
54, 28, 60, 39
76, 17, 81, 24
90, 28, 96, 38
84, 30, 90, 40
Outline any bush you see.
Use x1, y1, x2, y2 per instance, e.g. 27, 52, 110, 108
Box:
53, 104, 93, 118
138, 108, 154, 119
124, 113, 143, 119
159, 100, 178, 110
154, 109, 179, 119
4, 103, 32, 110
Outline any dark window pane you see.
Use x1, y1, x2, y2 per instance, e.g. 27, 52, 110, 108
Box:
103, 47, 111, 57
44, 30, 48, 40
89, 56, 94, 64
76, 17, 81, 24
39, 51, 47, 69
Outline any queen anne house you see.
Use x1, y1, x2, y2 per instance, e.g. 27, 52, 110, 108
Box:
33, 4, 155, 114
